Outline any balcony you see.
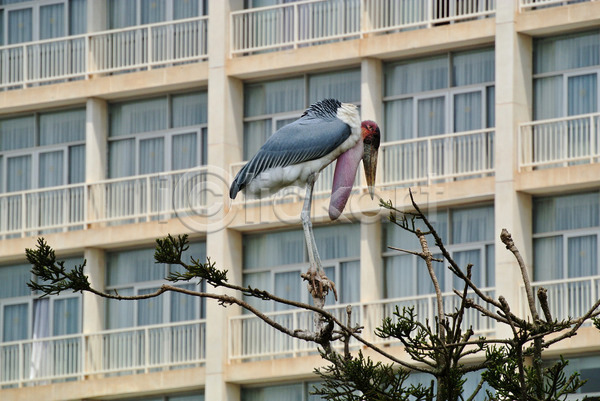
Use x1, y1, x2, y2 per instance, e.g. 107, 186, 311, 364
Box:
231, 0, 496, 56
520, 0, 594, 11
519, 113, 600, 170
522, 276, 600, 321
0, 166, 208, 239
0, 16, 208, 90
0, 319, 206, 388
229, 289, 495, 362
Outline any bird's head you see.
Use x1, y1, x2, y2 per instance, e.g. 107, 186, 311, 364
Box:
361, 120, 380, 199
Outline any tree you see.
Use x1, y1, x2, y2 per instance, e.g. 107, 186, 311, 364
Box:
27, 190, 600, 400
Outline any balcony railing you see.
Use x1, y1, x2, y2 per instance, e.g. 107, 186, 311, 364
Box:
0, 166, 208, 239
520, 0, 594, 11
229, 289, 495, 361
379, 129, 495, 187
519, 113, 600, 170
0, 320, 206, 388
0, 16, 208, 90
523, 276, 600, 322
231, 0, 495, 55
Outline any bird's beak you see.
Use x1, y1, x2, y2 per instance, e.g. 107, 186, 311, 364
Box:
362, 134, 379, 200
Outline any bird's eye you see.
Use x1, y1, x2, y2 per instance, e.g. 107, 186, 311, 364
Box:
364, 137, 372, 145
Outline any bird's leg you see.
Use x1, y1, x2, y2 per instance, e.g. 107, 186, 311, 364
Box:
300, 174, 337, 305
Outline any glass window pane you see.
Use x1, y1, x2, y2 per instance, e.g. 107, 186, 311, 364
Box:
339, 260, 359, 304
453, 249, 481, 288
8, 8, 32, 44
106, 248, 166, 286
69, 0, 87, 35
40, 3, 65, 40
172, 133, 198, 170
40, 109, 85, 145
0, 263, 31, 298
534, 76, 563, 120
308, 69, 360, 104
39, 150, 64, 188
138, 287, 163, 325
174, 0, 199, 19
107, 287, 134, 329
242, 383, 304, 401
384, 254, 415, 298
384, 98, 413, 141
244, 78, 305, 117
53, 297, 80, 336
243, 271, 270, 312
172, 92, 208, 127
451, 206, 494, 244
7, 154, 31, 191
568, 235, 597, 278
274, 270, 301, 311
418, 96, 445, 137
567, 74, 597, 116
109, 139, 135, 178
454, 91, 482, 132
243, 230, 305, 269
385, 55, 448, 96
141, 0, 166, 24
109, 0, 137, 29
534, 31, 600, 75
243, 119, 271, 160
452, 48, 494, 86
486, 244, 494, 287
486, 86, 495, 128
0, 116, 34, 151
110, 98, 168, 137
533, 192, 600, 233
313, 224, 360, 260
69, 145, 85, 184
171, 283, 198, 322
533, 236, 563, 281
139, 137, 165, 174
3, 303, 28, 341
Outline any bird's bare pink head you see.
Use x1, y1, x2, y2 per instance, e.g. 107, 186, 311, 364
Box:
361, 120, 380, 199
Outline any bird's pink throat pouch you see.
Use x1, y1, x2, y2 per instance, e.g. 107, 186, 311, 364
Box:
328, 140, 363, 220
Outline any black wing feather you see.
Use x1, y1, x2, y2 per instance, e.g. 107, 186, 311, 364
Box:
230, 100, 351, 198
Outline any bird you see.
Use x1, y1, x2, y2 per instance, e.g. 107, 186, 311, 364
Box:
230, 98, 381, 302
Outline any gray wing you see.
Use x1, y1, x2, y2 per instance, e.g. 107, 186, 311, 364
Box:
229, 114, 351, 198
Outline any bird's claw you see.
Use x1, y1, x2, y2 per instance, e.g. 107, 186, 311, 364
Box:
301, 267, 338, 302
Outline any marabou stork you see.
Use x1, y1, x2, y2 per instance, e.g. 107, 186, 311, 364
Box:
230, 99, 381, 300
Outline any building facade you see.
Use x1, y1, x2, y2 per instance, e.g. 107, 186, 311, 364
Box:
0, 0, 599, 400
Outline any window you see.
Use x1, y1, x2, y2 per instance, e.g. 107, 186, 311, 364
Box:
243, 69, 361, 159
533, 191, 600, 281
242, 224, 360, 312
554, 355, 600, 396
533, 30, 600, 120
406, 370, 490, 401
113, 392, 205, 401
0, 0, 86, 45
105, 242, 206, 329
242, 382, 324, 401
0, 108, 86, 192
384, 48, 495, 142
109, 0, 207, 29
108, 92, 208, 179
0, 257, 82, 343
382, 205, 495, 299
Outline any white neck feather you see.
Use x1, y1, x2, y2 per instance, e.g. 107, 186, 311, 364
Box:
336, 102, 360, 130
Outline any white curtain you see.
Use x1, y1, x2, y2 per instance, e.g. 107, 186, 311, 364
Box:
243, 120, 271, 160
274, 270, 301, 311
40, 3, 64, 40
109, 0, 137, 29
172, 133, 198, 170
7, 155, 31, 192
139, 137, 165, 174
385, 254, 416, 298
69, 0, 87, 35
308, 69, 361, 104
107, 288, 134, 329
30, 299, 49, 380
39, 151, 64, 188
313, 224, 360, 260
384, 98, 413, 142
534, 31, 600, 75
243, 230, 306, 269
567, 74, 597, 116
451, 206, 494, 244
487, 86, 495, 128
533, 192, 599, 233
174, 0, 200, 19
0, 116, 34, 151
69, 145, 85, 184
171, 283, 198, 322
109, 139, 135, 178
568, 235, 597, 278
452, 48, 494, 87
418, 96, 445, 137
7, 8, 31, 44
141, 0, 166, 24
242, 383, 304, 401
243, 271, 270, 313
107, 248, 166, 286
3, 303, 28, 341
533, 76, 562, 120
454, 92, 482, 132
384, 55, 448, 96
453, 249, 482, 288
110, 98, 168, 137
244, 78, 305, 117
172, 92, 208, 127
0, 263, 31, 298
138, 287, 163, 325
52, 297, 80, 335
39, 109, 86, 146
339, 261, 359, 304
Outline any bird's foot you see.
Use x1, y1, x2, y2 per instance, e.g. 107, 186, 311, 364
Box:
301, 267, 338, 302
